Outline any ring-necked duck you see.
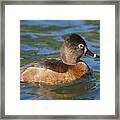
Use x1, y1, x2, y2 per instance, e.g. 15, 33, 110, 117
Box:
20, 33, 99, 86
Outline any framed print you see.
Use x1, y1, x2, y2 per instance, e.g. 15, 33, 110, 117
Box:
0, 0, 119, 119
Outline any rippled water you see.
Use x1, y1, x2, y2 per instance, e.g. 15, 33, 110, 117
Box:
20, 20, 100, 100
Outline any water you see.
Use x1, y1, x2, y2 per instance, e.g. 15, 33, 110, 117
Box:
20, 20, 100, 100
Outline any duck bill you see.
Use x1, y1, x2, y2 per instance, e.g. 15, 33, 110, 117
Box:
85, 49, 100, 58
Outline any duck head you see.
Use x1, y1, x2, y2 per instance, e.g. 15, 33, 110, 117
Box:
61, 33, 99, 65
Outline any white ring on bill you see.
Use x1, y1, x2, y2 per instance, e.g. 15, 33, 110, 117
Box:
94, 54, 97, 58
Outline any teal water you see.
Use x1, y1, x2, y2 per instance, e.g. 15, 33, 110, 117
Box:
20, 20, 100, 100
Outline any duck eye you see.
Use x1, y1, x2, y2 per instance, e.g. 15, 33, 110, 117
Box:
78, 44, 84, 49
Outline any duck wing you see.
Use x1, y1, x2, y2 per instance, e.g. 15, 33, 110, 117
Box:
21, 58, 69, 73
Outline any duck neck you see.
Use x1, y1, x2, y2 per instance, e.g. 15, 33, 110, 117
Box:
60, 45, 80, 65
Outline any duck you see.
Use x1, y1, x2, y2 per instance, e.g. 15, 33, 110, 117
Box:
20, 33, 99, 86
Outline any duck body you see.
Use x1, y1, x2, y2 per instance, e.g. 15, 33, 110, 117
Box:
21, 58, 90, 85
20, 34, 99, 86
